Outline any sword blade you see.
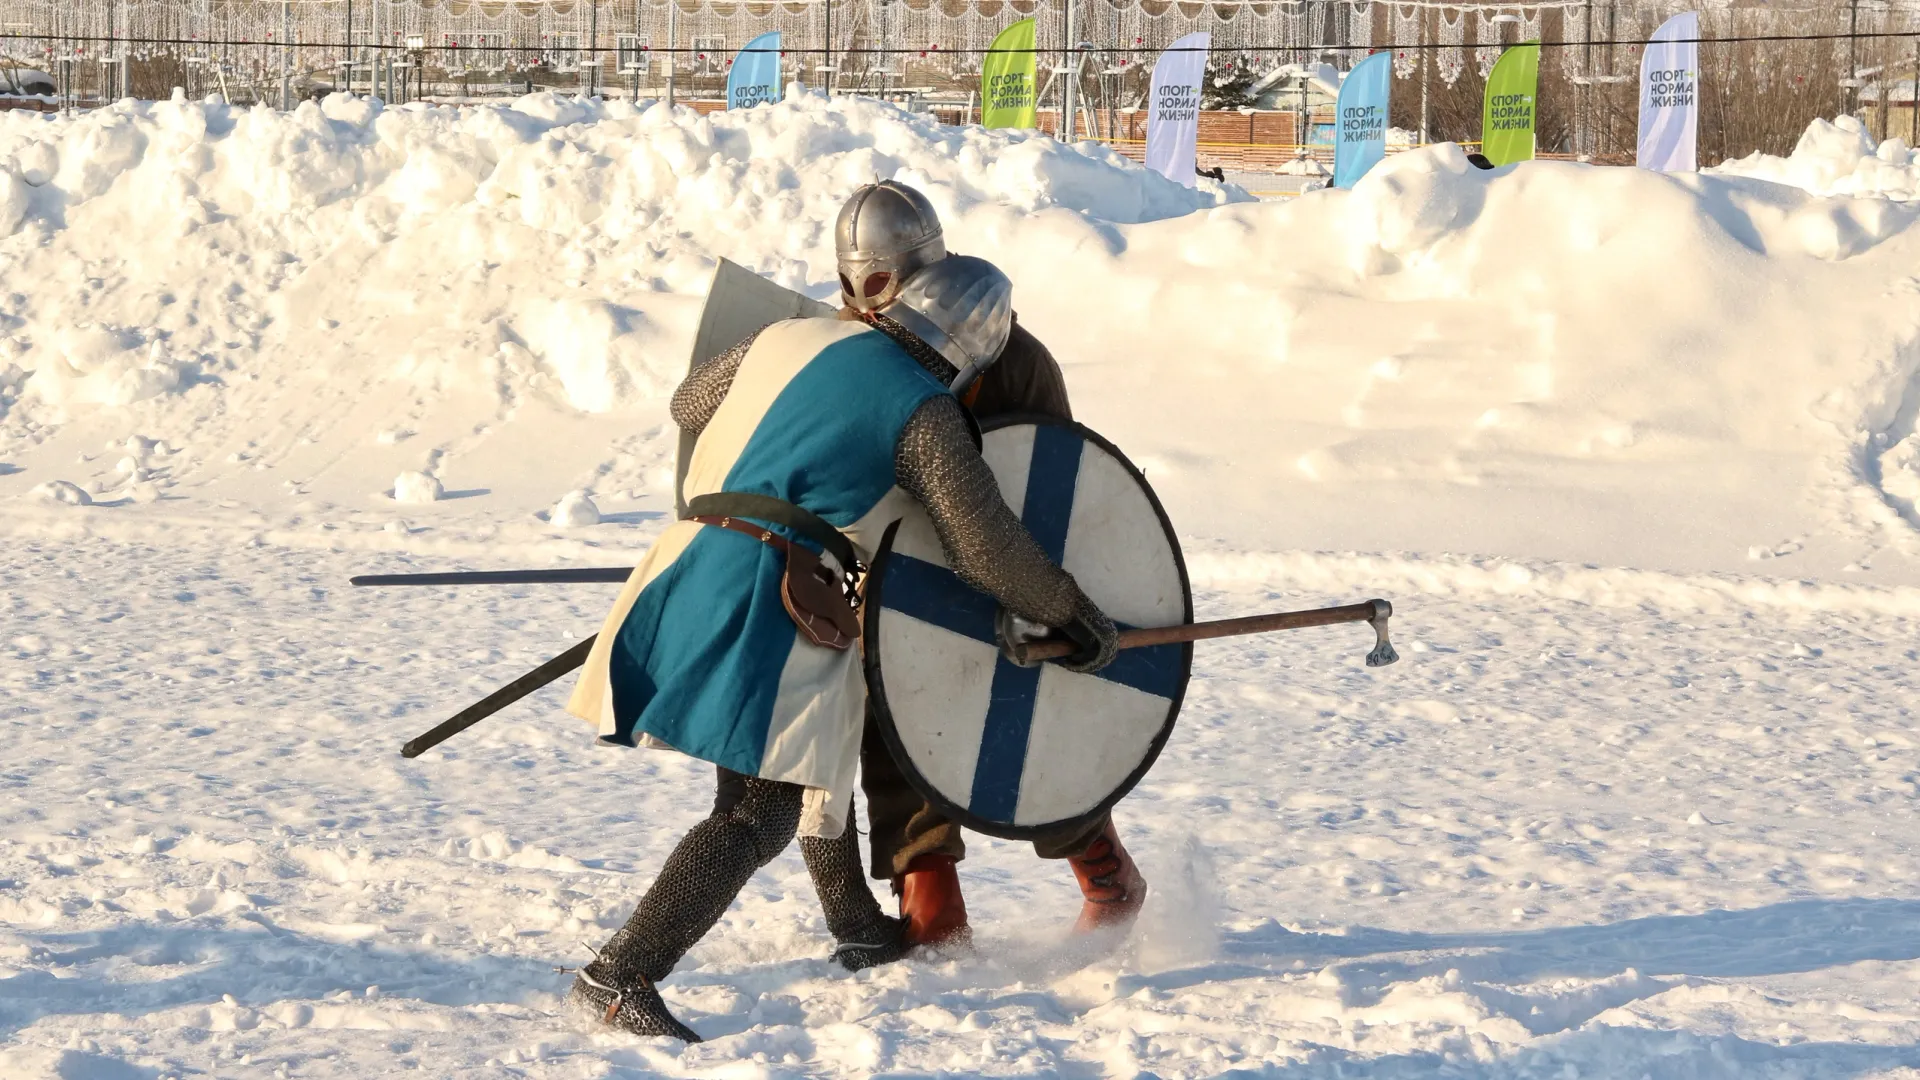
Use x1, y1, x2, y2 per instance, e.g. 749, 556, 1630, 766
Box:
400, 636, 597, 758
351, 568, 633, 587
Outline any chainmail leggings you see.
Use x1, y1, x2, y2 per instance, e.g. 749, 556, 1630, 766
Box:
717, 767, 892, 942
599, 769, 891, 984
600, 772, 804, 984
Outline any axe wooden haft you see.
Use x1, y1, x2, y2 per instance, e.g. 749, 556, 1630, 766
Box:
1007, 599, 1399, 668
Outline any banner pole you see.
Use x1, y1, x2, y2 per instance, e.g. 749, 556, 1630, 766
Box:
1418, 6, 1430, 145
1581, 0, 1593, 156
280, 0, 290, 110
1063, 0, 1077, 139
666, 0, 676, 106
1849, 0, 1860, 118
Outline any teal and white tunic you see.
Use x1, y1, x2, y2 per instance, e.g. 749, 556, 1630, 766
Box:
568, 317, 948, 837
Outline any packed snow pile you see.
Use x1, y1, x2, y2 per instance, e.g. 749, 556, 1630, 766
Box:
549, 488, 600, 527
391, 470, 444, 504
1004, 137, 1920, 578
2, 104, 1920, 584
31, 478, 88, 505
1709, 114, 1920, 199
0, 88, 1238, 423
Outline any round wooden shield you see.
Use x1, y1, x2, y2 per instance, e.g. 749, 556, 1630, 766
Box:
863, 415, 1192, 841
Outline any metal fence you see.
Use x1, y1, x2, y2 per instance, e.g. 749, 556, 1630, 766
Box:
0, 0, 1560, 108
9, 1, 1920, 166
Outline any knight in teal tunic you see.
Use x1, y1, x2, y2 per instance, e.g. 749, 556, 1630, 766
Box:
575, 316, 944, 831
563, 256, 1119, 1041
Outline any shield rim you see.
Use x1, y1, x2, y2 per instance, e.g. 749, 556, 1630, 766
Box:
863, 413, 1194, 842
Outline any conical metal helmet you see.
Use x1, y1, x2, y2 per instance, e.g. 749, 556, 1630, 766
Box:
877, 255, 1013, 389
835, 181, 948, 313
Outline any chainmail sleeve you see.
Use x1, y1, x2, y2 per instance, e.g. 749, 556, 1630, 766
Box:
895, 394, 1090, 628
670, 327, 762, 436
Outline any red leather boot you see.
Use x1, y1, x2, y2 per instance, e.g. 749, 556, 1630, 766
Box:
895, 853, 971, 949
1068, 822, 1147, 933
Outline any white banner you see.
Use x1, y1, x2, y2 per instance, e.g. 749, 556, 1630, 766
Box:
1145, 32, 1210, 188
1637, 12, 1699, 173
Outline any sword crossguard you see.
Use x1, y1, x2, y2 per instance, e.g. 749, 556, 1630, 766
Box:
1364, 598, 1398, 668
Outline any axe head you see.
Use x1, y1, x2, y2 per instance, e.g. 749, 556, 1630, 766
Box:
1365, 599, 1399, 668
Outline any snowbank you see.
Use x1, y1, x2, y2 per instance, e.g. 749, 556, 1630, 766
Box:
1709, 114, 1920, 199
1003, 139, 1920, 577
0, 89, 1237, 421
4, 100, 1920, 584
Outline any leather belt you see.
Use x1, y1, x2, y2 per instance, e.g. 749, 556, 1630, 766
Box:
683, 492, 860, 574
688, 514, 794, 554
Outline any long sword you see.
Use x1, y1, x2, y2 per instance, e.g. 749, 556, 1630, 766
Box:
399, 636, 597, 759
351, 568, 632, 587
351, 570, 622, 757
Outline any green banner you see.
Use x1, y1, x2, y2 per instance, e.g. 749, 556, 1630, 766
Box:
980, 19, 1038, 129
1481, 42, 1541, 166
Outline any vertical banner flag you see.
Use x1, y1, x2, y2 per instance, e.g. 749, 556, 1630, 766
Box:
726, 31, 781, 110
1145, 32, 1210, 187
1333, 51, 1393, 188
1481, 42, 1540, 166
1638, 12, 1699, 172
981, 19, 1038, 129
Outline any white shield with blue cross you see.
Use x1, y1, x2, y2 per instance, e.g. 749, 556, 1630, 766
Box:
863, 416, 1192, 841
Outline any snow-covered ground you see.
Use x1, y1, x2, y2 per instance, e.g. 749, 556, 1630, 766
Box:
9, 91, 1920, 1077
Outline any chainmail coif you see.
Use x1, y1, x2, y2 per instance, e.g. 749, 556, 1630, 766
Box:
869, 312, 961, 386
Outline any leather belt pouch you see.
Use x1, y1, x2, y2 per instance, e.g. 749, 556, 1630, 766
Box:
690, 515, 860, 650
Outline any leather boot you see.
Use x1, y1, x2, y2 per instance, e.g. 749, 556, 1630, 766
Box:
1068, 822, 1147, 934
894, 853, 971, 948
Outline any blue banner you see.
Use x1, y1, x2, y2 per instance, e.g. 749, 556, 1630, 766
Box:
1333, 51, 1393, 189
727, 31, 781, 110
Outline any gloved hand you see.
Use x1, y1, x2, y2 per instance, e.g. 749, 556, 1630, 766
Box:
1056, 597, 1118, 674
